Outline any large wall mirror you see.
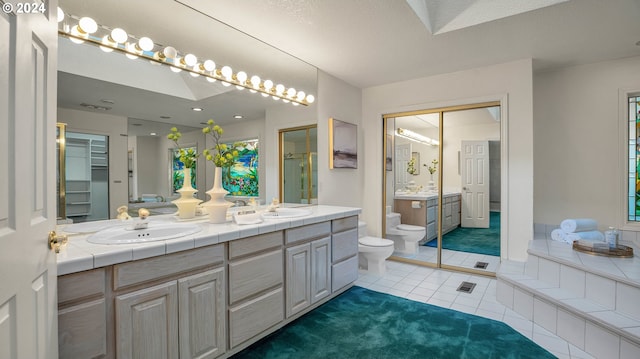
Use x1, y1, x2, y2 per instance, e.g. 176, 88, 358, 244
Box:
383, 102, 502, 276
56, 0, 318, 222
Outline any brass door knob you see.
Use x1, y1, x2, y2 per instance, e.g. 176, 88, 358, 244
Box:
48, 231, 68, 254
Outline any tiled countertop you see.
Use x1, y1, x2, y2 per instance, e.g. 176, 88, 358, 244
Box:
56, 205, 361, 276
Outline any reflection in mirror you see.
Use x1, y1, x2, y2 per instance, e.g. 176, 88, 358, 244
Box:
385, 104, 501, 275
55, 0, 318, 222
441, 106, 501, 273
280, 126, 318, 204
386, 113, 440, 266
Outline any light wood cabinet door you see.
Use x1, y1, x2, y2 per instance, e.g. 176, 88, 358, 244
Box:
286, 243, 311, 317
311, 237, 331, 304
178, 268, 226, 359
58, 299, 107, 359
115, 281, 179, 359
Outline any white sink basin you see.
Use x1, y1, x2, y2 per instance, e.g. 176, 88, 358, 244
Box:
87, 223, 202, 244
261, 208, 313, 219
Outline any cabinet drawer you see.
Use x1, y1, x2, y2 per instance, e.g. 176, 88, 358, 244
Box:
114, 244, 224, 290
285, 221, 331, 245
332, 256, 358, 292
229, 231, 283, 259
331, 216, 358, 233
58, 298, 107, 359
229, 287, 284, 349
229, 249, 283, 305
331, 229, 358, 263
58, 268, 105, 305
427, 206, 436, 224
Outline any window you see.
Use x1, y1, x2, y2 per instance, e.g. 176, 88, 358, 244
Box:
628, 96, 640, 221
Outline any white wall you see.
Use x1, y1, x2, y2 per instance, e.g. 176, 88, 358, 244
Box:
315, 71, 363, 207
534, 55, 640, 231
362, 59, 534, 261
58, 107, 128, 219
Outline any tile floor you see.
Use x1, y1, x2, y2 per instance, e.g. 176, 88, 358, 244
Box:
355, 260, 596, 359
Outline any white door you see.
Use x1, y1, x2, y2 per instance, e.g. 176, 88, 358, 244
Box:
395, 143, 411, 189
0, 2, 59, 358
460, 141, 490, 228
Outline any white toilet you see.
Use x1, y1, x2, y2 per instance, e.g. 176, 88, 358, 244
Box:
357, 221, 394, 275
385, 213, 426, 255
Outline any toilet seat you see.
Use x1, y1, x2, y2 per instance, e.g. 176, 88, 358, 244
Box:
359, 236, 393, 247
397, 224, 425, 232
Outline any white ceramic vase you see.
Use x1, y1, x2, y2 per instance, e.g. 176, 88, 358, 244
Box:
171, 168, 202, 219
202, 166, 232, 223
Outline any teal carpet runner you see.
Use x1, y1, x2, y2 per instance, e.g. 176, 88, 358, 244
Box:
425, 212, 500, 256
232, 286, 555, 359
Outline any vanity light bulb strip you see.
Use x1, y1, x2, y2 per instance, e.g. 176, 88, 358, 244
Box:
57, 10, 315, 106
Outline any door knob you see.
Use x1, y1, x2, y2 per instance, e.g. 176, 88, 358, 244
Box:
48, 231, 68, 254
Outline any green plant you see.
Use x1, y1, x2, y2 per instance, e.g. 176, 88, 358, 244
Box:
426, 158, 438, 174
202, 119, 243, 168
167, 127, 198, 168
407, 157, 417, 175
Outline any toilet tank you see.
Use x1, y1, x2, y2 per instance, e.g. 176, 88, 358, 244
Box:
386, 213, 402, 228
358, 221, 367, 238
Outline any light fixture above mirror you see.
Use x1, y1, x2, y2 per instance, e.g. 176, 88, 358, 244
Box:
57, 8, 316, 106
396, 128, 439, 146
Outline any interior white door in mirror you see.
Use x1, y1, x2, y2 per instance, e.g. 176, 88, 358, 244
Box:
0, 4, 58, 358
395, 143, 411, 190
460, 141, 490, 228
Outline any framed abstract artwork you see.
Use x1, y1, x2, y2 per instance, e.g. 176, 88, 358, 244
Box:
329, 118, 357, 169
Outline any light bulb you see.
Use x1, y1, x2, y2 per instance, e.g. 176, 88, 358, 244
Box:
110, 28, 127, 43
170, 66, 182, 73
184, 53, 197, 67
190, 66, 200, 77
263, 80, 273, 91
292, 102, 300, 106
125, 43, 138, 60
78, 17, 98, 34
137, 37, 154, 52
236, 71, 247, 84
69, 26, 85, 44
163, 46, 177, 59
296, 91, 306, 101
57, 7, 65, 23
206, 77, 216, 83
250, 75, 261, 89
221, 66, 233, 80
306, 94, 315, 103
222, 82, 231, 87
286, 88, 296, 98
275, 84, 285, 95
203, 60, 215, 72
99, 35, 114, 52
272, 96, 280, 101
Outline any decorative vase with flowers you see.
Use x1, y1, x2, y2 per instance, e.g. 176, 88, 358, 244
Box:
425, 158, 438, 191
200, 119, 244, 223
167, 127, 202, 219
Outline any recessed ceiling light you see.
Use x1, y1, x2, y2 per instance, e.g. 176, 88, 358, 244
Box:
233, 114, 243, 119
160, 115, 171, 119
149, 132, 157, 136
131, 123, 142, 127
192, 107, 203, 112
100, 99, 115, 104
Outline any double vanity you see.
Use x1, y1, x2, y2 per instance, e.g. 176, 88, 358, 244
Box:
56, 205, 360, 359
394, 192, 461, 243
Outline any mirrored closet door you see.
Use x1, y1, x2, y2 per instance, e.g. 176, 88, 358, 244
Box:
383, 102, 502, 276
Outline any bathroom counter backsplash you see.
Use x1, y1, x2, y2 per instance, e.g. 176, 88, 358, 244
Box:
394, 191, 460, 201
56, 204, 361, 276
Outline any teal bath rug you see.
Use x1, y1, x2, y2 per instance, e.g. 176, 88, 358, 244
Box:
231, 286, 555, 359
425, 212, 500, 257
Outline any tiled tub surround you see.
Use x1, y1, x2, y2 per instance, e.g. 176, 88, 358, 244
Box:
56, 205, 361, 359
497, 235, 640, 359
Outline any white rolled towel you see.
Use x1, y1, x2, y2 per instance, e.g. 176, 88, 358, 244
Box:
564, 230, 605, 243
550, 229, 566, 242
560, 218, 598, 233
